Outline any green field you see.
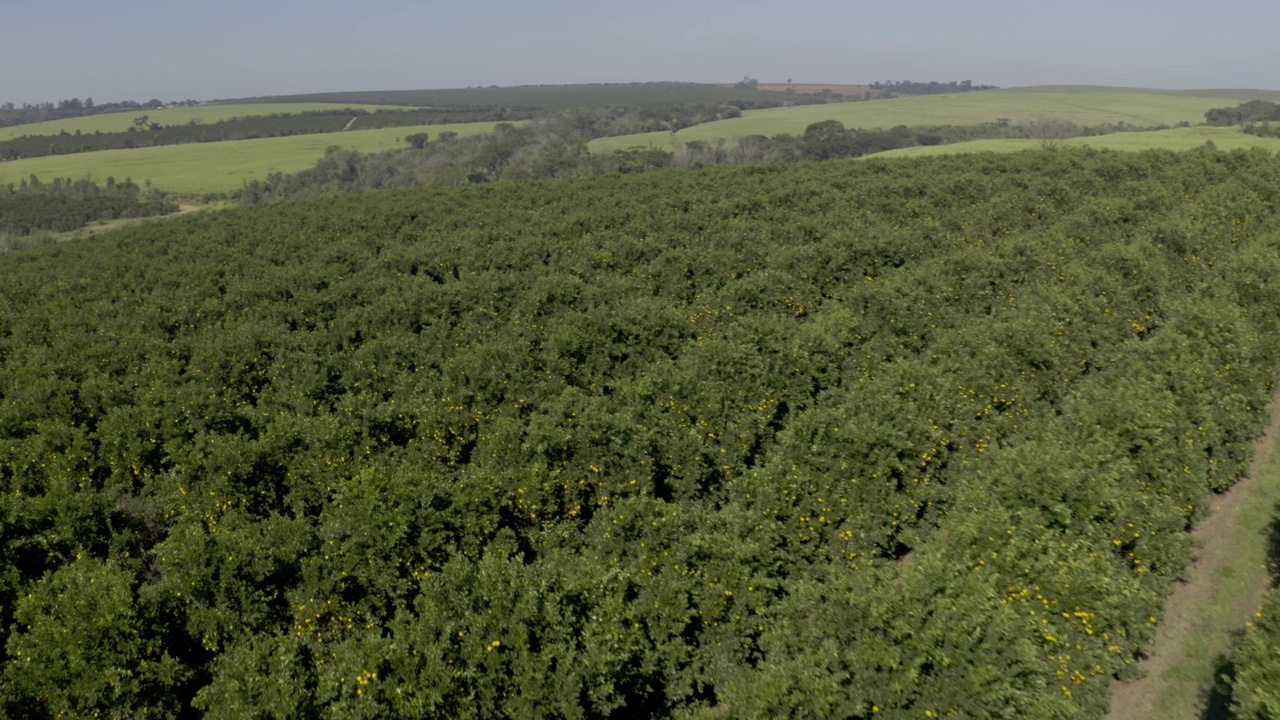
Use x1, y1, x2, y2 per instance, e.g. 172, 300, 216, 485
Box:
1011, 85, 1280, 102
0, 103, 416, 141
869, 126, 1280, 158
0, 121, 498, 194
589, 91, 1246, 152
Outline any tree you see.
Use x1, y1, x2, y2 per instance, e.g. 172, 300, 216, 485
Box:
406, 133, 429, 149
801, 119, 853, 159
2, 559, 187, 718
1033, 116, 1074, 150
735, 76, 759, 91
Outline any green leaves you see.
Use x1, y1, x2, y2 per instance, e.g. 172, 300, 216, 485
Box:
3, 149, 1280, 717
3, 558, 187, 719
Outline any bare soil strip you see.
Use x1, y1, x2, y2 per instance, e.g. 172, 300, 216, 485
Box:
1106, 387, 1280, 720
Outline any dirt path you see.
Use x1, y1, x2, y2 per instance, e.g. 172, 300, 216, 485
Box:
1106, 388, 1280, 720
342, 116, 358, 131
73, 204, 205, 238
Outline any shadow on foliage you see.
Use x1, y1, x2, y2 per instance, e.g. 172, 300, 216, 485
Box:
1267, 505, 1280, 587
1201, 651, 1236, 720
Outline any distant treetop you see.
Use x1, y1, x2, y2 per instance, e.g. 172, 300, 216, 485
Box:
869, 80, 998, 95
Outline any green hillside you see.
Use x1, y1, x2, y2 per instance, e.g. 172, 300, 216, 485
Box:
0, 121, 499, 194
0, 103, 416, 142
871, 126, 1280, 158
3, 150, 1280, 719
1010, 85, 1280, 102
590, 91, 1235, 151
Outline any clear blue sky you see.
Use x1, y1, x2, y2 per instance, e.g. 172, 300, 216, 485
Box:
3, 0, 1277, 104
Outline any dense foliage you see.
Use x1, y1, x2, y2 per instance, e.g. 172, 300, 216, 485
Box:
0, 176, 175, 236
1243, 122, 1280, 139
1226, 589, 1280, 718
2, 149, 1280, 719
237, 117, 1168, 205
1206, 100, 1280, 126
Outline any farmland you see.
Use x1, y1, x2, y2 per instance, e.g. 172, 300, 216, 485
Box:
872, 125, 1280, 158
589, 91, 1248, 152
0, 121, 500, 194
0, 102, 416, 141
1008, 85, 1280, 103
5, 88, 1279, 196
3, 149, 1280, 718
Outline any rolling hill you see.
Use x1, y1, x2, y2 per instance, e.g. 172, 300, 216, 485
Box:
0, 103, 417, 142
589, 90, 1270, 152
0, 121, 499, 194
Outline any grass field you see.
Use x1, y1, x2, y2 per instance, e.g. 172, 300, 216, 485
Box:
589, 91, 1249, 152
0, 103, 417, 141
869, 126, 1280, 158
1012, 85, 1280, 103
0, 121, 498, 194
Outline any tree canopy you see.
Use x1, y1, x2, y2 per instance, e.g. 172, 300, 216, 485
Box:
1, 149, 1279, 718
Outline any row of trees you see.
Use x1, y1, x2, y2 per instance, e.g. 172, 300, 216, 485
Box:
236, 116, 1166, 205
0, 97, 198, 129
219, 82, 819, 111
870, 79, 998, 94
1205, 100, 1280, 126
2, 149, 1280, 718
0, 108, 539, 162
1242, 121, 1280, 139
3, 81, 1003, 164
0, 175, 175, 236
1227, 589, 1280, 718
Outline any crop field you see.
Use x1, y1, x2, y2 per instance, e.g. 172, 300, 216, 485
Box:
4, 150, 1280, 719
870, 126, 1280, 158
0, 121, 499, 194
589, 91, 1243, 151
0, 103, 417, 141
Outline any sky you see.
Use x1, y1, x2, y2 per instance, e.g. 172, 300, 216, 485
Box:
3, 0, 1278, 104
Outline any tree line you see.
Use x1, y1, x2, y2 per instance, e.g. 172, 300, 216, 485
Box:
0, 97, 200, 129
0, 108, 535, 161
870, 79, 999, 94
236, 116, 1169, 205
1205, 100, 1280, 126
0, 175, 175, 237
223, 80, 1001, 110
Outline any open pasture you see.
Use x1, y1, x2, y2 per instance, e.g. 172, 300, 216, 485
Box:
869, 125, 1280, 158
589, 91, 1245, 151
1012, 85, 1280, 102
0, 121, 499, 194
0, 103, 417, 141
